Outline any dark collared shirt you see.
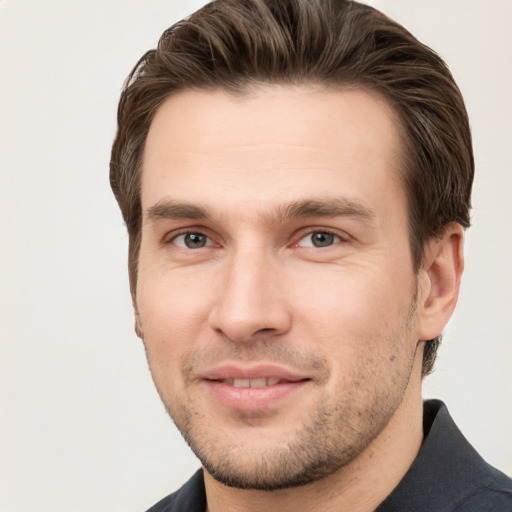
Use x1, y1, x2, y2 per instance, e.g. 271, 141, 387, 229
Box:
146, 400, 512, 511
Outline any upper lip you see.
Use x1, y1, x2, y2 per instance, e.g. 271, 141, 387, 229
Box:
199, 363, 311, 382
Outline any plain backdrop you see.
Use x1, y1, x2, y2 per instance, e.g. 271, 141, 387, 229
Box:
1, 1, 511, 511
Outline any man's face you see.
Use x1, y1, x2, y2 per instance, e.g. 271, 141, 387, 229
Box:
136, 86, 424, 489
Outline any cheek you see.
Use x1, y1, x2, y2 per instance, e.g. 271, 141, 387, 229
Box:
294, 267, 417, 366
297, 269, 408, 329
135, 271, 214, 378
137, 264, 212, 328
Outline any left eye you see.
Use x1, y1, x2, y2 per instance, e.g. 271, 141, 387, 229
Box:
172, 232, 212, 249
297, 231, 340, 248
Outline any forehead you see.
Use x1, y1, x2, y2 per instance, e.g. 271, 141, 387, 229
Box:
141, 85, 405, 219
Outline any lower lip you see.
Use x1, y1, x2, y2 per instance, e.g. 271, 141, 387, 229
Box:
203, 380, 310, 411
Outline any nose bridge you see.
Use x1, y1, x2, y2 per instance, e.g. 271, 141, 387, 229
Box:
208, 242, 290, 342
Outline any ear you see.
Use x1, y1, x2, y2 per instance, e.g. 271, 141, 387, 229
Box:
132, 292, 144, 339
417, 223, 465, 341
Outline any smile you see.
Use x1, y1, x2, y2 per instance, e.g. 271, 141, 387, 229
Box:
199, 365, 312, 411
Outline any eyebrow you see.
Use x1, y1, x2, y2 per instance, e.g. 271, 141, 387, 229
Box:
146, 200, 209, 223
144, 197, 375, 225
271, 198, 375, 224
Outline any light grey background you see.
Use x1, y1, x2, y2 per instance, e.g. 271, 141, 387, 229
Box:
1, 1, 511, 511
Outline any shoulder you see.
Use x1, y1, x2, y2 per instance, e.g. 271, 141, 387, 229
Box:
427, 400, 512, 511
452, 485, 512, 512
377, 400, 512, 512
144, 469, 206, 512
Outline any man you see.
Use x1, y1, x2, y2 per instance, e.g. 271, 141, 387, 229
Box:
110, 0, 512, 510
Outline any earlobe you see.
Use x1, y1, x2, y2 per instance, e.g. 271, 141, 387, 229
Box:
418, 223, 465, 341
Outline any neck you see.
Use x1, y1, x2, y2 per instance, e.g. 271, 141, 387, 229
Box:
204, 350, 424, 512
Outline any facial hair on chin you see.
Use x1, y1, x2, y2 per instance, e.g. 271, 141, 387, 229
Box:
147, 282, 420, 491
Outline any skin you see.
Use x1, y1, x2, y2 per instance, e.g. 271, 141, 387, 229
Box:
135, 86, 464, 512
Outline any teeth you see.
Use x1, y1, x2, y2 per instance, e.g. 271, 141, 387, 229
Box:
250, 378, 267, 388
233, 378, 251, 388
231, 378, 280, 388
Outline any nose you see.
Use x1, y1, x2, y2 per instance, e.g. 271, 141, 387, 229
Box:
208, 248, 292, 343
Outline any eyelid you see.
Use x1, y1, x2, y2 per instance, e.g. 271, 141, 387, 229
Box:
174, 232, 214, 249
160, 225, 352, 249
163, 227, 219, 248
292, 227, 351, 248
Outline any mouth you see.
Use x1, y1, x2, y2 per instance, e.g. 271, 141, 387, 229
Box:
218, 377, 296, 388
199, 365, 312, 411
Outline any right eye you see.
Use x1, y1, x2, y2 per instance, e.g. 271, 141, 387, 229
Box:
172, 232, 213, 249
297, 231, 341, 248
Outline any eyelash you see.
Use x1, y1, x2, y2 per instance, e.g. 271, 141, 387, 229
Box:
168, 231, 215, 249
165, 227, 349, 250
295, 230, 344, 248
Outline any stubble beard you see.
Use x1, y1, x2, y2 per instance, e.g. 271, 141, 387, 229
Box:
151, 288, 420, 491
174, 384, 406, 491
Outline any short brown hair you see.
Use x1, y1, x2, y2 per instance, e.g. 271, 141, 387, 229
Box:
110, 0, 474, 375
